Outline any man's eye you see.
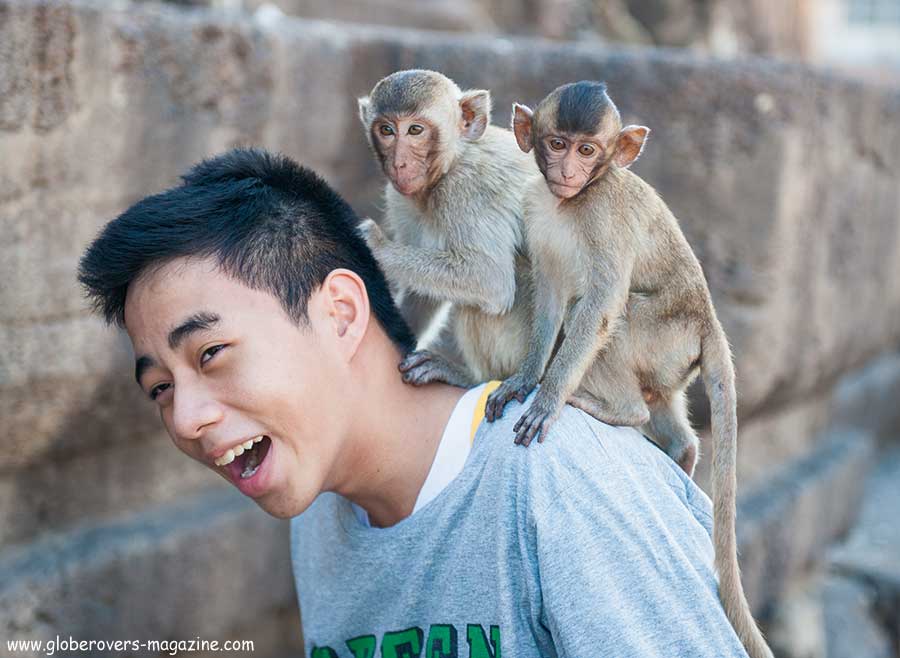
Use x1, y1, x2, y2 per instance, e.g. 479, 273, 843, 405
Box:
200, 344, 226, 366
150, 383, 171, 401
378, 124, 394, 136
578, 144, 596, 156
407, 124, 424, 135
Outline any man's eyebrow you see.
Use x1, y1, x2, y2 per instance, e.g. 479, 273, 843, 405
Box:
135, 355, 155, 386
167, 312, 221, 351
133, 313, 221, 387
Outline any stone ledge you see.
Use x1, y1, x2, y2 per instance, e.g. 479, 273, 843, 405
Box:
0, 431, 223, 547
829, 446, 900, 638
736, 429, 876, 615
0, 487, 301, 657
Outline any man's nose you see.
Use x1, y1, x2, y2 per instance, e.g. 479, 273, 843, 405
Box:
171, 385, 223, 441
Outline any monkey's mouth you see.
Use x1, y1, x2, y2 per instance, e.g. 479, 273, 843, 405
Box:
548, 179, 580, 190
548, 180, 582, 198
393, 176, 427, 195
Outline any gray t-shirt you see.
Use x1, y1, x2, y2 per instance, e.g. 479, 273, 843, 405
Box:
290, 394, 749, 658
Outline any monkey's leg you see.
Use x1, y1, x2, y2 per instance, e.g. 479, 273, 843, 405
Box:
645, 390, 700, 477
567, 390, 650, 427
571, 336, 650, 427
398, 350, 474, 388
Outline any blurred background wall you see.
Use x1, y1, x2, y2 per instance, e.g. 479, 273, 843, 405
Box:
1, 0, 899, 656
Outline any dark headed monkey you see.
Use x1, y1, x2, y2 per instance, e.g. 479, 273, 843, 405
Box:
357, 69, 538, 386
485, 81, 773, 658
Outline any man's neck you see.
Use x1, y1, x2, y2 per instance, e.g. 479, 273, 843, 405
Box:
330, 342, 467, 528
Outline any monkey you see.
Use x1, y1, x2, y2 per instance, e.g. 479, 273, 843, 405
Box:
356, 69, 538, 387
483, 81, 773, 658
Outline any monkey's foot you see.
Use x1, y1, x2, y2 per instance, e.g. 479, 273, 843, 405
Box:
398, 350, 472, 388
567, 393, 650, 428
672, 443, 698, 478
512, 391, 563, 447
485, 374, 537, 422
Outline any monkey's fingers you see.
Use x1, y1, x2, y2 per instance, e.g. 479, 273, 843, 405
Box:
485, 388, 514, 422
401, 362, 438, 386
512, 410, 541, 446
517, 414, 545, 447
512, 410, 527, 434
398, 351, 432, 372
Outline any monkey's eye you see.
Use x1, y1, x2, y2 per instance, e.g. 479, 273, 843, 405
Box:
578, 144, 597, 157
378, 124, 395, 137
407, 124, 424, 136
549, 138, 566, 151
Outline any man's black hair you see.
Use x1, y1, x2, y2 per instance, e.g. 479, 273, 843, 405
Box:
78, 147, 416, 354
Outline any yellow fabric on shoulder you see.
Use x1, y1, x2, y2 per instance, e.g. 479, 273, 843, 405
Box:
470, 381, 502, 443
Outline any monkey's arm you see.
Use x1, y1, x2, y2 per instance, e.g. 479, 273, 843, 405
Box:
358, 218, 517, 315
513, 263, 632, 445
485, 267, 565, 421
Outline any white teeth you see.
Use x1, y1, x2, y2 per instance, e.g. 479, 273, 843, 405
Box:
214, 448, 236, 467
214, 437, 266, 467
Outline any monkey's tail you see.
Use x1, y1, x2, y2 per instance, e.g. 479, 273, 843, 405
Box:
700, 328, 774, 658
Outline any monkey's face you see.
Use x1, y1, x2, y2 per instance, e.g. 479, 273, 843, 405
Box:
371, 115, 440, 197
539, 132, 610, 199
124, 256, 358, 520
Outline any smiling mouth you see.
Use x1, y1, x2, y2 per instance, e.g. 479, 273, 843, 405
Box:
215, 435, 272, 480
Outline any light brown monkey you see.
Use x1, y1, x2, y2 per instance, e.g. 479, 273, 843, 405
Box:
356, 69, 537, 386
484, 81, 773, 658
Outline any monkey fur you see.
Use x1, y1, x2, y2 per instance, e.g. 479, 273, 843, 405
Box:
485, 81, 773, 658
357, 69, 538, 386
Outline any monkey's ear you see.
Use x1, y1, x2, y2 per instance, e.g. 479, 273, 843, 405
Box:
511, 103, 534, 153
357, 96, 371, 126
459, 90, 491, 141
613, 125, 650, 168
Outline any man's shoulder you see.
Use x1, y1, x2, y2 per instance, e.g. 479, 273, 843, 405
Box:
473, 395, 704, 517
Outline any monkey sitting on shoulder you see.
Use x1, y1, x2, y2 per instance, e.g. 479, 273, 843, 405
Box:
484, 81, 773, 658
356, 69, 538, 387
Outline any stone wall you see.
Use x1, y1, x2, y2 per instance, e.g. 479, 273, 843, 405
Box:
1, 0, 899, 656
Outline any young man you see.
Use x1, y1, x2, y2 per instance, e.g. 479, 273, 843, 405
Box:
79, 148, 749, 657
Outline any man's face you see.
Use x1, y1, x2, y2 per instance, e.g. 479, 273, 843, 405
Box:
124, 256, 349, 518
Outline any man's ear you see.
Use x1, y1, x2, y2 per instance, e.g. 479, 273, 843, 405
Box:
321, 269, 370, 360
613, 125, 650, 168
357, 96, 371, 127
459, 89, 491, 141
511, 103, 534, 153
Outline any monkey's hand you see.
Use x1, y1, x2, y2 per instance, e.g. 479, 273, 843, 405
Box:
485, 374, 537, 423
357, 217, 387, 251
398, 350, 472, 388
512, 390, 564, 447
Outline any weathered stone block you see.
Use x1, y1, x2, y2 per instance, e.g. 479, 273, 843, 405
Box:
767, 573, 895, 658
0, 488, 301, 657
0, 430, 223, 547
2, 0, 899, 489
734, 429, 874, 613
